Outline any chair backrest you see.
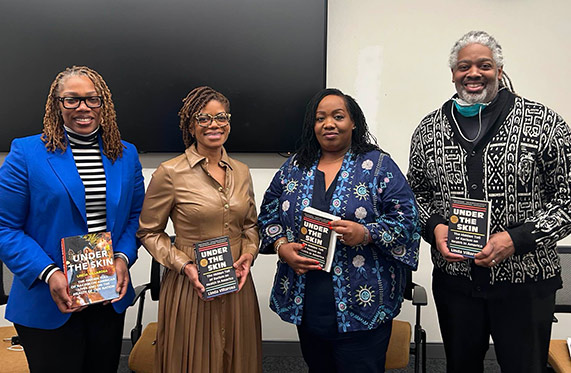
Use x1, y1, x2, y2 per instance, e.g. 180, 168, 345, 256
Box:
1, 259, 12, 305
149, 236, 174, 301
129, 237, 171, 347
404, 269, 413, 301
556, 245, 571, 313
149, 258, 166, 301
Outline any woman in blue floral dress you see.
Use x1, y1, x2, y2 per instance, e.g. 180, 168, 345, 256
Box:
258, 88, 420, 372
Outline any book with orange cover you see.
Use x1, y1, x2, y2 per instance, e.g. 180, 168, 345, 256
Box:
61, 232, 118, 307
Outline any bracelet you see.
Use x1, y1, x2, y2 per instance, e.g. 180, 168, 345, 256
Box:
360, 226, 370, 246
274, 239, 288, 262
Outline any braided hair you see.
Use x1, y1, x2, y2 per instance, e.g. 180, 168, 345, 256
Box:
296, 88, 379, 169
42, 66, 124, 162
178, 86, 230, 148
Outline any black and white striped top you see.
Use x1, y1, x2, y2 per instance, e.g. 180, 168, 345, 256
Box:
65, 126, 107, 233
40, 127, 133, 283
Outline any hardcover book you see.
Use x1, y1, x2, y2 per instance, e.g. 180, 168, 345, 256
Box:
447, 197, 491, 258
61, 232, 119, 307
298, 206, 340, 272
195, 235, 238, 298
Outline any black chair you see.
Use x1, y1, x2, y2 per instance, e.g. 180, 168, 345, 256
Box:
128, 240, 170, 373
547, 245, 571, 372
1, 259, 12, 305
384, 269, 427, 372
554, 245, 571, 315
130, 258, 165, 345
403, 270, 428, 373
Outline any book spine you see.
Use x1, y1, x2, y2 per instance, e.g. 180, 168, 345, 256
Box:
61, 238, 68, 284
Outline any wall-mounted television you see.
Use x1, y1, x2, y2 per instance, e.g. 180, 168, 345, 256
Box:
0, 0, 327, 153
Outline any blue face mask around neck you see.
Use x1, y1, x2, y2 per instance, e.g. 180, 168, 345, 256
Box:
453, 99, 488, 117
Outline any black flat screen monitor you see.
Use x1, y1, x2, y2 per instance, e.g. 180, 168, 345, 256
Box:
0, 0, 327, 153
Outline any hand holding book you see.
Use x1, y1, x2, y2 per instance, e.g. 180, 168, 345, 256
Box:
183, 262, 208, 300
276, 241, 321, 275
48, 270, 75, 313
328, 220, 370, 247
48, 270, 88, 313
473, 231, 515, 268
434, 224, 466, 262
111, 257, 129, 303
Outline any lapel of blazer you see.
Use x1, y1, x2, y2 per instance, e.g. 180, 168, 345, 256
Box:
46, 146, 86, 224
102, 140, 122, 234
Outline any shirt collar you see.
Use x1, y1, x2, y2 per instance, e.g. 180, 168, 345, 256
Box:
64, 125, 100, 144
185, 143, 233, 170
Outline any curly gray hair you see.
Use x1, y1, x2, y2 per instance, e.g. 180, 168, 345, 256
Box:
448, 30, 504, 69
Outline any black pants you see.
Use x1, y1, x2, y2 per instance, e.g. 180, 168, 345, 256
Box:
297, 320, 393, 373
14, 304, 125, 373
433, 278, 555, 373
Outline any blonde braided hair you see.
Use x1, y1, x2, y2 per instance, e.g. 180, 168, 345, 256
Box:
41, 66, 124, 161
178, 86, 230, 148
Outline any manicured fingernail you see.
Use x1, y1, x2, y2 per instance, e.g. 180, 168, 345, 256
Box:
314, 261, 320, 265
301, 243, 306, 247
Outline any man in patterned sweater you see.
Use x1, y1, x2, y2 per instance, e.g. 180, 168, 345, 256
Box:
407, 30, 571, 373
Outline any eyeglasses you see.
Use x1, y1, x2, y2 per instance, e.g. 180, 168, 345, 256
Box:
57, 96, 103, 109
194, 112, 231, 128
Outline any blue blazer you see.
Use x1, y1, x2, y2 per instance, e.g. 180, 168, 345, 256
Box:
0, 134, 144, 329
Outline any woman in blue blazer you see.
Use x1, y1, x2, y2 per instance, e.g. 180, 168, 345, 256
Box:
0, 66, 144, 372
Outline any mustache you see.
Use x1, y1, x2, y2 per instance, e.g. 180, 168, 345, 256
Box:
463, 77, 486, 83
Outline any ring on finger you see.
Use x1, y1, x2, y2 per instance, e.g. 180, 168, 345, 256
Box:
339, 235, 345, 244
491, 259, 497, 266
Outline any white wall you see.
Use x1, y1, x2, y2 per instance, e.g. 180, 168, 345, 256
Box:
2, 0, 571, 345
324, 0, 571, 343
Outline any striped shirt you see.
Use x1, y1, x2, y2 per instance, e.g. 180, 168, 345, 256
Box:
65, 126, 107, 233
40, 127, 130, 283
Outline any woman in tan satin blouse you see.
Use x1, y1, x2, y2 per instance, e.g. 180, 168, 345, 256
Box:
137, 86, 262, 373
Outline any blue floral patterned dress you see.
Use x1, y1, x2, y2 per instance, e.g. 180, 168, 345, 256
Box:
258, 149, 420, 333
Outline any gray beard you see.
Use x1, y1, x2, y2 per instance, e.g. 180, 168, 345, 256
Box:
457, 78, 499, 104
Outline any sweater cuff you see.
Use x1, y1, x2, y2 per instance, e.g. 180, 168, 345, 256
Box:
114, 252, 129, 266
39, 264, 60, 283
505, 222, 536, 255
425, 214, 448, 245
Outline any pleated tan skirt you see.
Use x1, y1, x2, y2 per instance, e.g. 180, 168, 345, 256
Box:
154, 269, 262, 373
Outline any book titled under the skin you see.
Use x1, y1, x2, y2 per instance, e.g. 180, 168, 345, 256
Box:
447, 197, 491, 258
61, 232, 118, 307
298, 206, 340, 272
195, 235, 238, 298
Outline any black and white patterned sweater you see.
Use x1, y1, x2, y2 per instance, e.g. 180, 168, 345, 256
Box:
407, 90, 571, 288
